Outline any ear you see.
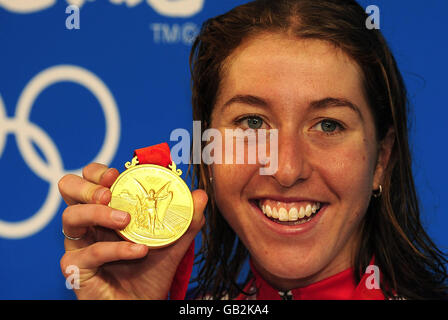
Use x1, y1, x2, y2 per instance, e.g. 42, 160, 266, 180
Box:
372, 127, 395, 190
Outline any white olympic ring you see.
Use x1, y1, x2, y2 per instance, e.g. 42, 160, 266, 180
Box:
0, 65, 121, 239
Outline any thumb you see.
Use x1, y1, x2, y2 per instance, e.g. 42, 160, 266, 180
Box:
185, 189, 208, 237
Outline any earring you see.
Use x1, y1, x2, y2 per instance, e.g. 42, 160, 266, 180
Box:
372, 185, 382, 198
209, 176, 213, 183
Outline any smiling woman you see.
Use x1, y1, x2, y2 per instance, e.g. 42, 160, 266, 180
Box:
58, 0, 448, 301
189, 0, 448, 299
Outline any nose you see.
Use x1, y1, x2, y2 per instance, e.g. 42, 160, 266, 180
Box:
271, 131, 312, 188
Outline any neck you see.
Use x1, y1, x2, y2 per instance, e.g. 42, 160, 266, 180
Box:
250, 230, 361, 291
251, 254, 353, 292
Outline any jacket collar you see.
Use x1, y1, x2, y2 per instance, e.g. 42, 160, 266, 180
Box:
237, 258, 385, 300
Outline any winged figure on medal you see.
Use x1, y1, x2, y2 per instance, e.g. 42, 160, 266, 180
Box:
118, 179, 174, 236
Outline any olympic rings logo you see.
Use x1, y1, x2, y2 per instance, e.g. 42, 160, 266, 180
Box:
0, 65, 121, 239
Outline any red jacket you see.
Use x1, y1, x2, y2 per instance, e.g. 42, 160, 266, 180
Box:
170, 241, 385, 300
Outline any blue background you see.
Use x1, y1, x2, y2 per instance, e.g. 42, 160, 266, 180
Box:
0, 0, 447, 299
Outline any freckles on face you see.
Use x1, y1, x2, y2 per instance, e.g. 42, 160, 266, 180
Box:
314, 136, 375, 231
315, 137, 374, 201
212, 148, 261, 209
209, 32, 379, 287
213, 163, 254, 199
305, 120, 377, 239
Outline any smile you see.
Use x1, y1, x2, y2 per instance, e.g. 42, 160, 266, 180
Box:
256, 199, 323, 226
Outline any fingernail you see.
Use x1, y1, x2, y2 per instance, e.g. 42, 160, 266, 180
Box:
94, 188, 108, 203
131, 244, 146, 252
111, 210, 128, 224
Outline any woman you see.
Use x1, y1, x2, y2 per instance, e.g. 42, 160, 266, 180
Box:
59, 0, 448, 299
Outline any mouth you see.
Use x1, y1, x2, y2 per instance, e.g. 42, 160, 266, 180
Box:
252, 198, 326, 226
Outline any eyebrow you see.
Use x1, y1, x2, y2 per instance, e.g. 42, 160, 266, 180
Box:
223, 94, 269, 109
223, 94, 363, 121
310, 97, 364, 122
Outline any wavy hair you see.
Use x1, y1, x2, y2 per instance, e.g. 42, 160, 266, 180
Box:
188, 0, 448, 299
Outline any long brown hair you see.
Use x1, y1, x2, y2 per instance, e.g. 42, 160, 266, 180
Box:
188, 0, 448, 299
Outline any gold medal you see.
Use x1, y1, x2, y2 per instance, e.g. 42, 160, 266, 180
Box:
109, 155, 194, 248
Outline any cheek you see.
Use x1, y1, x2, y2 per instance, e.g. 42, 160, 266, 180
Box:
208, 128, 262, 225
212, 164, 255, 220
314, 139, 376, 206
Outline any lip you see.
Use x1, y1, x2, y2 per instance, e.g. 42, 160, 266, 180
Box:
255, 196, 323, 203
249, 199, 327, 236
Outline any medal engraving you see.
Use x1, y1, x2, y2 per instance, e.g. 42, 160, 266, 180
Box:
109, 161, 193, 248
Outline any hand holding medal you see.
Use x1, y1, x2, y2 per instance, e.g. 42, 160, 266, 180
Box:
59, 143, 207, 300
109, 143, 194, 248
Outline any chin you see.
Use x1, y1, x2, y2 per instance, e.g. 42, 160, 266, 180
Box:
250, 242, 329, 282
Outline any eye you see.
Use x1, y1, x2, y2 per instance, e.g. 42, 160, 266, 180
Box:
313, 119, 345, 135
235, 115, 266, 129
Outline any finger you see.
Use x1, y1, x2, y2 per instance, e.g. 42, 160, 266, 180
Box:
188, 189, 208, 234
61, 241, 148, 273
58, 174, 111, 206
82, 163, 120, 188
62, 204, 130, 251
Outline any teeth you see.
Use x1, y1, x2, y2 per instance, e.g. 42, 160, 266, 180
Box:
272, 207, 279, 219
288, 207, 298, 221
305, 204, 312, 217
298, 206, 305, 219
258, 201, 322, 222
279, 208, 288, 221
266, 205, 272, 217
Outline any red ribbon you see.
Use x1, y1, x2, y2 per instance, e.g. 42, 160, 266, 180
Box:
134, 142, 172, 169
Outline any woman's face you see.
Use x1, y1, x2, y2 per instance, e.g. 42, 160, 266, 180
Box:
210, 32, 391, 290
